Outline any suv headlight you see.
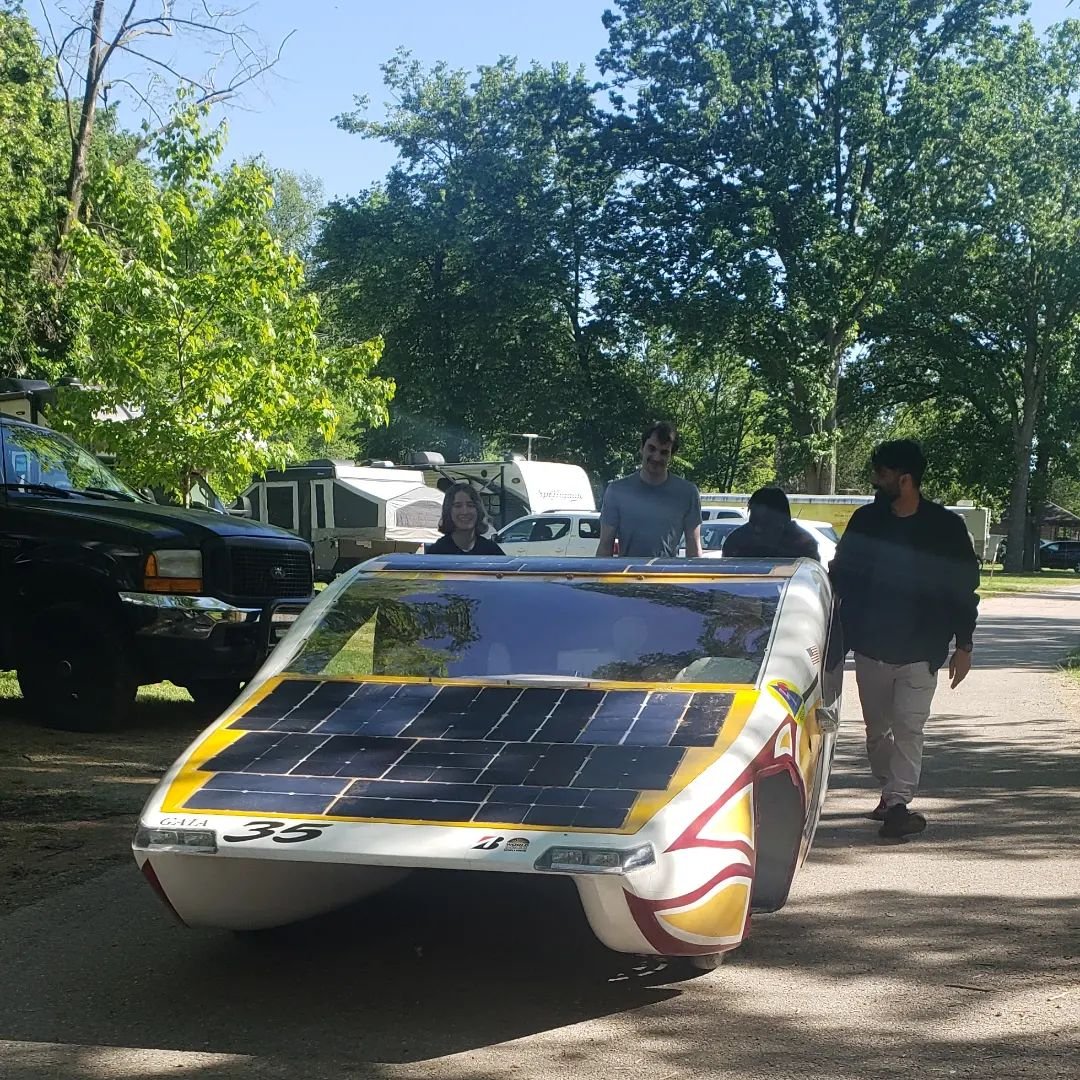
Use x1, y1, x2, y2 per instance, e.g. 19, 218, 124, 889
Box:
144, 549, 203, 594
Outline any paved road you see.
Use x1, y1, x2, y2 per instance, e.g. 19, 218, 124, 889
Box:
3, 590, 1079, 1080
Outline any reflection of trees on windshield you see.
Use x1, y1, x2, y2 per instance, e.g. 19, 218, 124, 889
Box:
287, 577, 779, 683
3, 426, 132, 494
575, 581, 779, 670
374, 595, 480, 677
288, 579, 480, 677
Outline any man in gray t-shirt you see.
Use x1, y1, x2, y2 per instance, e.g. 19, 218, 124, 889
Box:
596, 422, 702, 558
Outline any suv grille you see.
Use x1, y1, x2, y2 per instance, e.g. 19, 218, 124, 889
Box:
230, 547, 312, 598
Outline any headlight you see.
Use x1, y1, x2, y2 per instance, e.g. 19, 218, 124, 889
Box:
133, 826, 217, 854
534, 844, 655, 874
144, 549, 203, 594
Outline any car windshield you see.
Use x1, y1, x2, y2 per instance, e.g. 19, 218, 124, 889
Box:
810, 524, 840, 543
286, 575, 783, 685
701, 523, 739, 551
1, 423, 139, 499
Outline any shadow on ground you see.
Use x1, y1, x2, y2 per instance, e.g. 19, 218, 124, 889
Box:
813, 718, 1080, 862
0, 869, 1076, 1078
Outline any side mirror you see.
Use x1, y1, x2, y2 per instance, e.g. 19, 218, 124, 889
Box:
227, 495, 252, 518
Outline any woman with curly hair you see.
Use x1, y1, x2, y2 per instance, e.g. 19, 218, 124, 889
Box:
425, 482, 505, 555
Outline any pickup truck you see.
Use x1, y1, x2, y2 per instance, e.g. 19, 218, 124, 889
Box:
0, 413, 315, 731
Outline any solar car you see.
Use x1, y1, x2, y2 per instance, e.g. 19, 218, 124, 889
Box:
134, 555, 842, 969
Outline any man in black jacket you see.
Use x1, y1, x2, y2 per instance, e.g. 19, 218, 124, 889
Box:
831, 440, 979, 839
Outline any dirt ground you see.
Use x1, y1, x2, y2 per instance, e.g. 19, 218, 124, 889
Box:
0, 684, 204, 916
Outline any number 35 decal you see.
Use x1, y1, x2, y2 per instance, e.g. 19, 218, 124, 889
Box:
222, 820, 331, 844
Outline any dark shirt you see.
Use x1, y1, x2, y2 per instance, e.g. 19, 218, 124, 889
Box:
830, 497, 979, 669
722, 520, 820, 561
425, 533, 504, 556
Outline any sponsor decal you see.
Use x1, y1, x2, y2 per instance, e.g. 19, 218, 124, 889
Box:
768, 680, 804, 719
472, 835, 504, 850
160, 816, 208, 828
504, 837, 531, 853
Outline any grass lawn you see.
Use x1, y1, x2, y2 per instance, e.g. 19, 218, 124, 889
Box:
0, 668, 190, 706
979, 567, 1080, 595
1061, 647, 1080, 686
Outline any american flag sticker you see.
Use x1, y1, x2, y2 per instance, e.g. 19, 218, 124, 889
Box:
807, 645, 821, 666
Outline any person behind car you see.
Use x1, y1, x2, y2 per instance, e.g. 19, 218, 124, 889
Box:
595, 421, 702, 558
830, 439, 979, 840
722, 488, 820, 562
426, 482, 505, 555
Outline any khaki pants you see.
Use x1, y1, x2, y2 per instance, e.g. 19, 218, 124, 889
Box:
853, 654, 939, 807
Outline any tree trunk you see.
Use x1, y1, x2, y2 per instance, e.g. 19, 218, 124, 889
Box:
1024, 442, 1051, 572
1003, 414, 1038, 574
803, 341, 843, 494
55, 0, 106, 273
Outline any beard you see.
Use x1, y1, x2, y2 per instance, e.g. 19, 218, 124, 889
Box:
873, 485, 897, 507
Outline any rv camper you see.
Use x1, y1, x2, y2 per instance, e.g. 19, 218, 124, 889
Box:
240, 460, 443, 580
409, 453, 596, 529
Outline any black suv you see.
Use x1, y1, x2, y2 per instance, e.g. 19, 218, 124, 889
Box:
1, 414, 315, 730
1040, 540, 1080, 572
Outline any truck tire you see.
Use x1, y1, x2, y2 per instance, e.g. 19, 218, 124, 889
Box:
16, 602, 137, 732
185, 679, 244, 714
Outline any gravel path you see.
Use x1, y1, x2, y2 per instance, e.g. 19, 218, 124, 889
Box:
2, 588, 1078, 1079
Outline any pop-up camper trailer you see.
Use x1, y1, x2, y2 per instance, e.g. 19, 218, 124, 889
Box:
239, 460, 443, 580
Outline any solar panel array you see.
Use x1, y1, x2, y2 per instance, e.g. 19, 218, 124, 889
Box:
183, 679, 736, 830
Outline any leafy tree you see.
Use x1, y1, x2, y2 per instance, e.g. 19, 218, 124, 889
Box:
0, 5, 66, 374
860, 23, 1080, 571
54, 101, 392, 500
646, 333, 775, 492
598, 0, 1020, 492
317, 52, 664, 477
265, 167, 324, 261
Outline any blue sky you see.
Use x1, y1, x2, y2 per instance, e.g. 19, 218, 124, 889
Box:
31, 0, 1073, 202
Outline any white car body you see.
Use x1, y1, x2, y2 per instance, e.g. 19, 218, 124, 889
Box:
133, 556, 841, 965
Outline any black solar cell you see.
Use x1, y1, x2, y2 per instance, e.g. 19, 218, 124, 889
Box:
183, 679, 738, 829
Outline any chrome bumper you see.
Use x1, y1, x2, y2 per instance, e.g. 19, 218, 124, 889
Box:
119, 592, 261, 640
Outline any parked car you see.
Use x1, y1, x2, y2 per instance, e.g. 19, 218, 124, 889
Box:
0, 413, 315, 730
1039, 540, 1080, 572
680, 519, 742, 557
495, 510, 601, 557
794, 518, 839, 566
134, 553, 842, 970
701, 507, 749, 523
687, 518, 836, 564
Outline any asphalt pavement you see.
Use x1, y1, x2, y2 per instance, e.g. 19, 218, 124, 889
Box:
2, 588, 1078, 1080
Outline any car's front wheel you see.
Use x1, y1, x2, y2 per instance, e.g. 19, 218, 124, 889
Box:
16, 601, 137, 731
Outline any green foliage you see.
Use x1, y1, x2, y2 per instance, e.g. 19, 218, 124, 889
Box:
0, 7, 66, 374
856, 21, 1080, 565
599, 0, 1021, 491
318, 52, 665, 477
264, 167, 324, 261
54, 101, 392, 500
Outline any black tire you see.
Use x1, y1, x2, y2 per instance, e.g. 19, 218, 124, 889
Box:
186, 679, 244, 714
16, 601, 137, 732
